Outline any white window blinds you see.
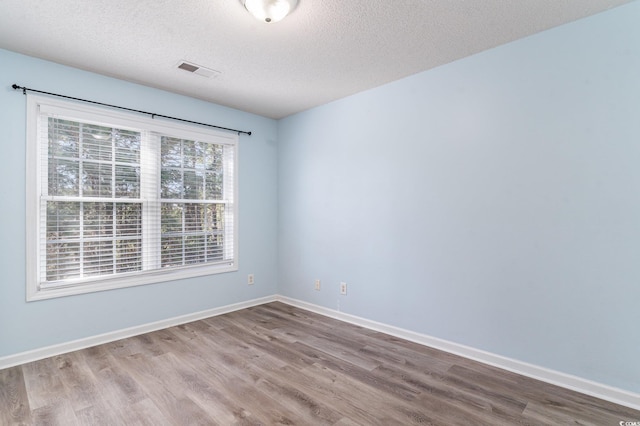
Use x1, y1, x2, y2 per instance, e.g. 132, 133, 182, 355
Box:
159, 137, 234, 268
43, 119, 144, 283
27, 95, 238, 300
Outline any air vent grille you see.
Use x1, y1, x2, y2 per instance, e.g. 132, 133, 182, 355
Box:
177, 61, 220, 78
178, 62, 199, 72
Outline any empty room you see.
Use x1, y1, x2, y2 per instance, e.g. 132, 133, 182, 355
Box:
1, 0, 639, 424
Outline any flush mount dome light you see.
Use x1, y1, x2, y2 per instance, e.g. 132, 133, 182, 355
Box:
241, 0, 298, 23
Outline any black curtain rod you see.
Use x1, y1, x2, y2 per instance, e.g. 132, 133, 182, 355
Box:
11, 84, 252, 136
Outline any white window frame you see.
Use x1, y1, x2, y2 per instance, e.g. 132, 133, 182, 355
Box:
26, 94, 239, 301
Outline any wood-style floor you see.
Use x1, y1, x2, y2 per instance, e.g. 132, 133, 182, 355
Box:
1, 302, 638, 425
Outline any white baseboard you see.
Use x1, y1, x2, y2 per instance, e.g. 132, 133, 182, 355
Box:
276, 295, 640, 411
1, 293, 638, 411
0, 295, 277, 370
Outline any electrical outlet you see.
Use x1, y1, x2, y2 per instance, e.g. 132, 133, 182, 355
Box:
248, 274, 254, 285
314, 279, 321, 291
340, 282, 347, 295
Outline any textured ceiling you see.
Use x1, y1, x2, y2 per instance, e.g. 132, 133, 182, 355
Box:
0, 0, 633, 119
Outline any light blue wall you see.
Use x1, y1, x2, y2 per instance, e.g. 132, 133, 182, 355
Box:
278, 2, 640, 393
0, 49, 279, 357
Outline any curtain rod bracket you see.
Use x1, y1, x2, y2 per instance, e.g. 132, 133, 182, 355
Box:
11, 83, 252, 136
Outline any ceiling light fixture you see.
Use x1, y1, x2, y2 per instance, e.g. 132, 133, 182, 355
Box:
240, 0, 298, 23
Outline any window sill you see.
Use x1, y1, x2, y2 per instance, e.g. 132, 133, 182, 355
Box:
27, 263, 238, 301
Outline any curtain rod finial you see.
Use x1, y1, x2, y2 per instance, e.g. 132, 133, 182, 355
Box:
12, 84, 26, 95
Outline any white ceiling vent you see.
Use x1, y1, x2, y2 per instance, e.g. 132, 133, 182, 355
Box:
177, 61, 220, 78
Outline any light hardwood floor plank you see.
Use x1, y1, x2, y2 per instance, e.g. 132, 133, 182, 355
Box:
0, 366, 31, 425
30, 400, 79, 426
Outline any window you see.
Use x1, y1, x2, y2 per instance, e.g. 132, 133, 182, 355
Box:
26, 95, 238, 300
